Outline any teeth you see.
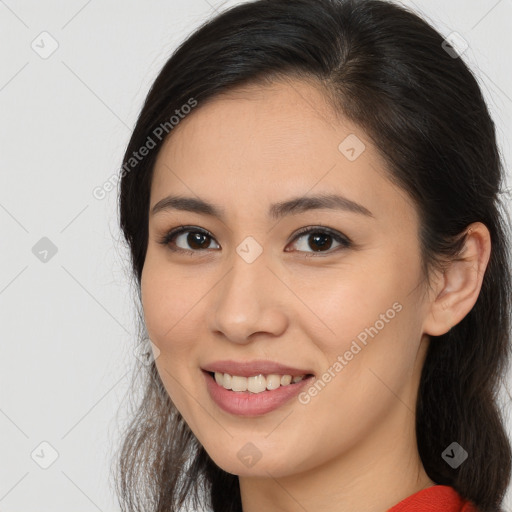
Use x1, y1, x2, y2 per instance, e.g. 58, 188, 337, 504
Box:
248, 374, 266, 393
213, 372, 309, 393
281, 375, 292, 386
231, 375, 247, 392
214, 372, 223, 386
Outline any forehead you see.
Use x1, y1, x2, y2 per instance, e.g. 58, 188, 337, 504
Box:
151, 78, 415, 222
157, 78, 345, 175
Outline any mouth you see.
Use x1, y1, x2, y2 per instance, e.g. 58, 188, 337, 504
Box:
202, 369, 315, 416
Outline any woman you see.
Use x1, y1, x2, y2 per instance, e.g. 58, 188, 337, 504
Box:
113, 1, 512, 511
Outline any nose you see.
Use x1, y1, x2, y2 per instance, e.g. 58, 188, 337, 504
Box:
207, 248, 289, 345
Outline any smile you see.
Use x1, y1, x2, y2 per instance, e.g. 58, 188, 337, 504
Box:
202, 370, 315, 416
212, 371, 310, 393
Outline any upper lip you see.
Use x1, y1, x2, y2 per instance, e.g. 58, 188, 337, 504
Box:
201, 359, 315, 377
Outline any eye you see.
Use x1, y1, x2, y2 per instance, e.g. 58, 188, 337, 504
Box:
158, 225, 352, 257
286, 226, 352, 257
158, 225, 220, 254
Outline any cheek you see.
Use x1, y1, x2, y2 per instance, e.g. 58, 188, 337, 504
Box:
292, 261, 407, 338
294, 255, 422, 382
140, 258, 197, 353
140, 261, 202, 412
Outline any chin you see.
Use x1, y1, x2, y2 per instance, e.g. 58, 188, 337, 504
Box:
203, 441, 305, 478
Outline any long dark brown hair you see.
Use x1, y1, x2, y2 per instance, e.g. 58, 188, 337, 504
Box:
112, 1, 512, 511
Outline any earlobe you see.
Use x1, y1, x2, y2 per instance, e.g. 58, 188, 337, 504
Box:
422, 222, 491, 337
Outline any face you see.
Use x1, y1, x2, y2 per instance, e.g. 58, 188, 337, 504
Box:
141, 77, 432, 478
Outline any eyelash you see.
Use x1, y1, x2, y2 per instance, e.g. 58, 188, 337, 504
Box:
157, 225, 352, 258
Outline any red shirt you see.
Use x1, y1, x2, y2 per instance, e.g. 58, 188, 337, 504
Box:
386, 485, 479, 511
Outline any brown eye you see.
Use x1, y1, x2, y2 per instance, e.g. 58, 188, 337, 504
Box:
287, 227, 351, 256
179, 231, 215, 250
160, 226, 220, 254
159, 225, 351, 257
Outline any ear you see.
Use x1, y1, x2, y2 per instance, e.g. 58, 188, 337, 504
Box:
422, 222, 491, 337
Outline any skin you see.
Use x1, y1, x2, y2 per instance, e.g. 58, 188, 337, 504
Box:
140, 77, 491, 512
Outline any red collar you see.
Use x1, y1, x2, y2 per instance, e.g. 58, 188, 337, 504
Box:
386, 485, 478, 512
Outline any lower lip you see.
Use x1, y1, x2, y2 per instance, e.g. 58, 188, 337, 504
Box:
202, 370, 314, 416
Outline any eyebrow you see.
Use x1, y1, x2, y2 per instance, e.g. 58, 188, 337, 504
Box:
150, 193, 374, 220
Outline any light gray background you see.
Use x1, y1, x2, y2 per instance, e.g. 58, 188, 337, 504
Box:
1, 1, 511, 510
